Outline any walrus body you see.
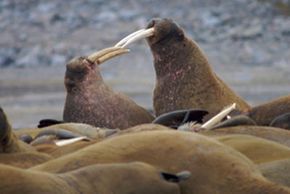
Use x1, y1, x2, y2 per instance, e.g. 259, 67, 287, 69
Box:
32, 128, 290, 194
63, 55, 154, 129
0, 162, 183, 194
201, 125, 290, 147
146, 18, 250, 118
0, 107, 52, 167
214, 134, 290, 164
259, 158, 290, 187
248, 95, 290, 126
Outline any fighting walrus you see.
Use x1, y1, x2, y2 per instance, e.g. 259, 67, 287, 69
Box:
145, 18, 250, 118
63, 47, 154, 129
118, 18, 250, 118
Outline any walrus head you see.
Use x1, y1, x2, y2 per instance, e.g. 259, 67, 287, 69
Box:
65, 47, 129, 92
146, 18, 185, 46
0, 107, 22, 153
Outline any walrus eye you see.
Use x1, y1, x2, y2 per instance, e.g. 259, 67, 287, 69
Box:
160, 171, 191, 183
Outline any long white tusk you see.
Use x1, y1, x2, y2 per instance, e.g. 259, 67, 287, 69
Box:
201, 103, 237, 130
115, 29, 145, 47
55, 136, 90, 147
120, 28, 154, 48
87, 47, 129, 65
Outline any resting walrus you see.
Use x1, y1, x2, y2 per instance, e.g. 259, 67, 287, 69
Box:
0, 107, 52, 167
32, 127, 290, 194
145, 18, 250, 118
247, 95, 290, 126
63, 47, 154, 129
0, 162, 187, 194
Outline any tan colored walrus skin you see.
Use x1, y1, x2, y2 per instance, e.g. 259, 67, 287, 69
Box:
0, 162, 183, 194
247, 95, 290, 126
214, 134, 290, 164
0, 107, 52, 168
146, 18, 250, 118
201, 125, 290, 147
259, 158, 290, 187
32, 128, 290, 194
63, 55, 154, 129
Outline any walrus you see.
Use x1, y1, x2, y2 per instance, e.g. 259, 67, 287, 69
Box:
200, 125, 290, 148
247, 95, 290, 126
143, 18, 250, 118
0, 107, 35, 153
32, 128, 290, 194
15, 122, 119, 140
258, 158, 290, 187
63, 47, 154, 129
0, 107, 53, 167
270, 112, 290, 130
0, 162, 187, 194
214, 134, 290, 164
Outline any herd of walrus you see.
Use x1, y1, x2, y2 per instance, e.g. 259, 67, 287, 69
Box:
1, 18, 290, 194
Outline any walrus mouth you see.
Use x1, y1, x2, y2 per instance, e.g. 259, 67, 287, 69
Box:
115, 28, 154, 48
87, 47, 129, 65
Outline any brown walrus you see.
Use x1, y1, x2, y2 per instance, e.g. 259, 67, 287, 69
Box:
0, 107, 52, 167
0, 107, 39, 153
63, 47, 154, 129
247, 95, 290, 126
270, 112, 290, 130
32, 128, 290, 194
145, 18, 250, 118
0, 162, 187, 194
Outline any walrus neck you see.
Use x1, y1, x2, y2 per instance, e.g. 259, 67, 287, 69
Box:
152, 37, 217, 85
66, 70, 105, 94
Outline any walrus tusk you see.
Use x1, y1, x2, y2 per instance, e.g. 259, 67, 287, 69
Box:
201, 103, 237, 130
55, 136, 90, 147
115, 29, 145, 47
87, 47, 129, 65
115, 28, 155, 48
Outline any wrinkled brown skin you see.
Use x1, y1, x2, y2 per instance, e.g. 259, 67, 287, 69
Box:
258, 158, 290, 187
0, 162, 181, 194
63, 56, 154, 129
32, 128, 290, 194
248, 95, 290, 126
0, 107, 52, 167
214, 134, 290, 164
146, 18, 250, 118
201, 125, 290, 148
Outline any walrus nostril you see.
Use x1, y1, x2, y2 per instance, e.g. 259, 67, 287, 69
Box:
147, 18, 164, 29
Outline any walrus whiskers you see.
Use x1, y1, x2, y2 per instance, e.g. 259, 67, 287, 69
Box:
87, 47, 129, 65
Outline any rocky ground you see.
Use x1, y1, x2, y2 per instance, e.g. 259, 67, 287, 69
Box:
0, 0, 290, 128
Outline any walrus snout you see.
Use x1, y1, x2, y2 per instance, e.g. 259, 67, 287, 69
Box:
146, 18, 185, 45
